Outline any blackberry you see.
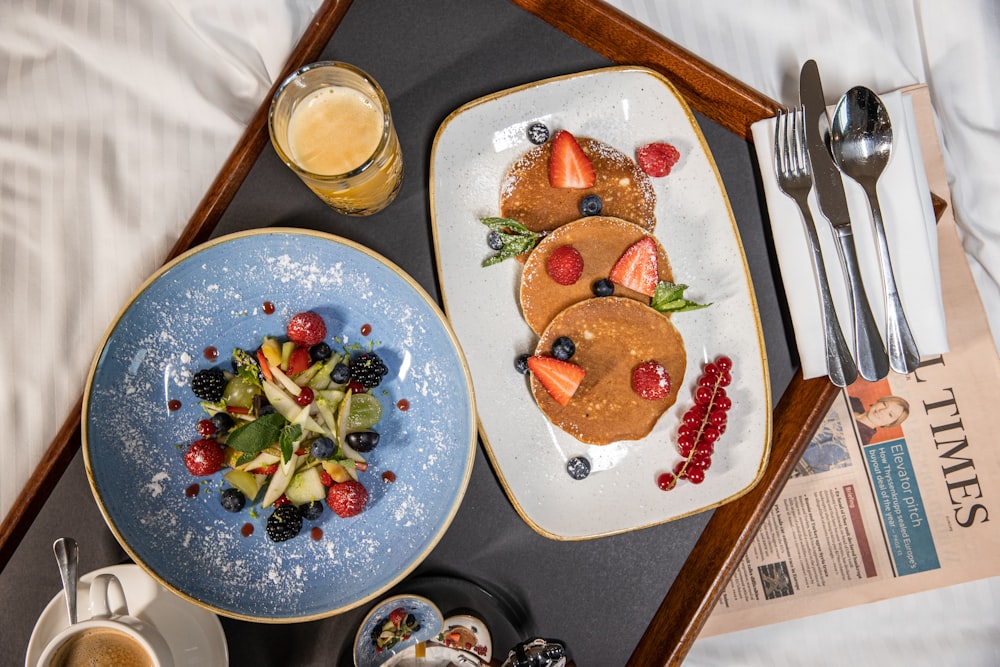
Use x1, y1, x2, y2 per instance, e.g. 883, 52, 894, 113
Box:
578, 194, 603, 217
514, 353, 531, 375
346, 430, 380, 453
219, 488, 246, 513
592, 278, 614, 297
191, 368, 226, 402
527, 122, 550, 145
331, 362, 351, 385
566, 456, 591, 480
551, 336, 576, 361
349, 353, 388, 389
210, 412, 235, 436
301, 500, 324, 521
310, 342, 333, 363
265, 505, 303, 542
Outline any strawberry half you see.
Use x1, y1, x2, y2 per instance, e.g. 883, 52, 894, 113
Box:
609, 236, 659, 297
527, 355, 585, 406
548, 130, 596, 189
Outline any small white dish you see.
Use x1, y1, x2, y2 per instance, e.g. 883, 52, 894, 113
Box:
25, 564, 228, 667
382, 612, 494, 666
430, 65, 772, 540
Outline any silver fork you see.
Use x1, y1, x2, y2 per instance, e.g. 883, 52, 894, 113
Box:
774, 107, 858, 387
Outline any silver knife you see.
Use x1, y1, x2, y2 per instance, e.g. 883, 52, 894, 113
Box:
800, 59, 889, 381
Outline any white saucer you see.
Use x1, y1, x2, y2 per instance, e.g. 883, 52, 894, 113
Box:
25, 564, 228, 666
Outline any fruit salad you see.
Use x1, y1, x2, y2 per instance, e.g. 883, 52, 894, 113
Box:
183, 310, 389, 542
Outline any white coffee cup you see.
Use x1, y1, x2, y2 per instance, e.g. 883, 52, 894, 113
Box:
36, 573, 174, 667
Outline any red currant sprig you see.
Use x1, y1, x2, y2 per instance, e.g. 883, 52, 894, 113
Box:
657, 355, 733, 491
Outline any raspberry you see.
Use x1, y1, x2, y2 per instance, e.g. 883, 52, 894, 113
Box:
184, 438, 224, 476
546, 245, 584, 285
191, 368, 226, 402
286, 311, 327, 347
631, 360, 671, 400
327, 480, 369, 518
265, 505, 302, 542
637, 142, 681, 177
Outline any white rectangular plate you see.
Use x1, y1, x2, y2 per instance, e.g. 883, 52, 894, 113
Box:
430, 66, 772, 540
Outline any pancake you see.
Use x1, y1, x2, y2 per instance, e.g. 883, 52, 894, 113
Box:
500, 136, 656, 233
530, 297, 686, 445
519, 217, 674, 335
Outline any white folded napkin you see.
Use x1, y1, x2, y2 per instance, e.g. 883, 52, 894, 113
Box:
750, 90, 948, 380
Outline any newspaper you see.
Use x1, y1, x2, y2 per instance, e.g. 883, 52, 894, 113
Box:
701, 86, 1000, 636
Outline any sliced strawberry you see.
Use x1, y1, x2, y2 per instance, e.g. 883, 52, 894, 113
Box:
609, 236, 659, 296
286, 346, 311, 375
548, 130, 596, 189
527, 355, 585, 406
546, 245, 584, 285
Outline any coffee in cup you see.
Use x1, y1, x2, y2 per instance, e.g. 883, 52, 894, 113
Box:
48, 626, 153, 667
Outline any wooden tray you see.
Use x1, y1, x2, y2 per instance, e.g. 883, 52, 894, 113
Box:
1, 1, 838, 664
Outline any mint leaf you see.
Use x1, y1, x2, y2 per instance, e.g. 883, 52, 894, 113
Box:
481, 217, 542, 265
231, 348, 262, 388
279, 424, 302, 464
650, 281, 711, 313
225, 412, 285, 453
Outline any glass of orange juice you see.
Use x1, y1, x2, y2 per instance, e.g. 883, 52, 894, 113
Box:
268, 61, 403, 216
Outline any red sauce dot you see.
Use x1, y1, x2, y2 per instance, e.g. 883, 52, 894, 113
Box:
396, 399, 410, 412
310, 526, 323, 541
203, 346, 219, 361
262, 301, 275, 315
241, 523, 254, 537
184, 483, 200, 498
360, 323, 372, 336
381, 470, 396, 483
168, 399, 182, 412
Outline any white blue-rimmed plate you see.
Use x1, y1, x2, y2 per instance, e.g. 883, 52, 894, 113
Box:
82, 229, 476, 621
430, 66, 771, 540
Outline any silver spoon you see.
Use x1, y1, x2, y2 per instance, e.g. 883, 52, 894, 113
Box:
53, 537, 79, 625
829, 86, 920, 374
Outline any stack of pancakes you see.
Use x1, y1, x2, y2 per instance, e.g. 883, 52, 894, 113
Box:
502, 134, 687, 445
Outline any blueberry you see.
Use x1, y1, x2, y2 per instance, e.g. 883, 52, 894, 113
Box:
551, 336, 575, 361
301, 500, 324, 520
220, 488, 246, 512
331, 362, 351, 385
592, 278, 614, 297
578, 194, 603, 217
258, 404, 276, 417
566, 456, 591, 480
346, 430, 380, 453
210, 412, 235, 436
310, 436, 336, 460
527, 122, 550, 145
487, 230, 504, 251
310, 342, 332, 363
514, 353, 531, 375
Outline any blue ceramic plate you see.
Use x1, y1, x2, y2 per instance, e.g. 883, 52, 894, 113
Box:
82, 229, 476, 622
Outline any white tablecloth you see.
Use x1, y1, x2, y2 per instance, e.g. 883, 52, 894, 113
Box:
603, 1, 1000, 665
3, 1, 997, 664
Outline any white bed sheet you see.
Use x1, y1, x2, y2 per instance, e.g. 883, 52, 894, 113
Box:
2, 0, 997, 663
603, 1, 1000, 664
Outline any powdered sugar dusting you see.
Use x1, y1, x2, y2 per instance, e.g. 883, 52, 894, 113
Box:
85, 232, 475, 619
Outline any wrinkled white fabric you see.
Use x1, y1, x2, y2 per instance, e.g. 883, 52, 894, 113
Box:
0, 0, 320, 519
604, 1, 1000, 664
